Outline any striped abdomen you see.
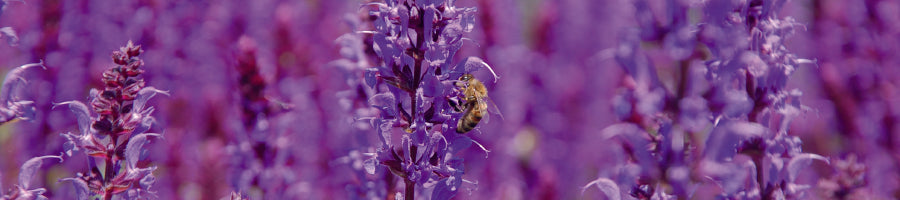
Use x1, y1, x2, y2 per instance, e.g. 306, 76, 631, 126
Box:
456, 102, 485, 134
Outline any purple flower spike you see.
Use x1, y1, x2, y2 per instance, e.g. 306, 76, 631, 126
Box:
55, 41, 164, 200
341, 0, 494, 199
588, 0, 821, 199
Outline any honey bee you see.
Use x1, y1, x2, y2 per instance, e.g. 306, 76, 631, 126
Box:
454, 74, 489, 134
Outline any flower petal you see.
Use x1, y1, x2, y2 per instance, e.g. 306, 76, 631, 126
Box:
132, 87, 169, 113
125, 133, 162, 168
53, 101, 92, 135
582, 177, 621, 200
18, 155, 62, 189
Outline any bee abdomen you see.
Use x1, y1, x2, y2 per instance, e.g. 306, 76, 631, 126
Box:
456, 112, 483, 134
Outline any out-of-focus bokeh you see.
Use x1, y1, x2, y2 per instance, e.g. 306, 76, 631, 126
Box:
0, 0, 897, 199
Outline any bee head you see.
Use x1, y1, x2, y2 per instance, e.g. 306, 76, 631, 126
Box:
459, 74, 474, 82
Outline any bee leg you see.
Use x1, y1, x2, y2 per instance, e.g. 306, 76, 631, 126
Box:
448, 97, 464, 113
454, 79, 467, 88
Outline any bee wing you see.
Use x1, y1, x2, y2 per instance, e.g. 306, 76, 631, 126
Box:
476, 100, 490, 125
481, 98, 503, 125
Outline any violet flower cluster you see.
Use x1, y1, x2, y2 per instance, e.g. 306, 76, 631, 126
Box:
0, 61, 49, 200
0, 0, 42, 126
0, 62, 43, 125
1, 0, 899, 199
336, 0, 498, 199
0, 3, 57, 199
225, 36, 303, 199
806, 1, 900, 199
585, 0, 823, 199
55, 41, 165, 199
332, 13, 389, 199
1, 155, 61, 200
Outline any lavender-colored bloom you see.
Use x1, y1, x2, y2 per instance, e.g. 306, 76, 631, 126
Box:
55, 41, 164, 199
0, 155, 61, 200
798, 0, 900, 198
331, 14, 395, 199
816, 155, 869, 199
0, 62, 44, 124
346, 0, 496, 199
1, 0, 898, 198
225, 36, 303, 199
587, 0, 822, 199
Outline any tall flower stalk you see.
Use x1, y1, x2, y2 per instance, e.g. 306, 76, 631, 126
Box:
586, 0, 821, 199
226, 36, 297, 199
346, 0, 497, 199
0, 61, 49, 199
56, 41, 166, 200
0, 0, 42, 124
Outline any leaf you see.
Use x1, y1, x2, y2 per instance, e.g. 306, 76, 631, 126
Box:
53, 101, 92, 135
125, 133, 161, 168
18, 155, 62, 189
583, 178, 621, 200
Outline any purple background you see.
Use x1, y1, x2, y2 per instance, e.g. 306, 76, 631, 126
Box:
0, 0, 897, 199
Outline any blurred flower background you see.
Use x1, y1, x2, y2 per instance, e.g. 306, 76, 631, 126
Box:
0, 0, 897, 199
